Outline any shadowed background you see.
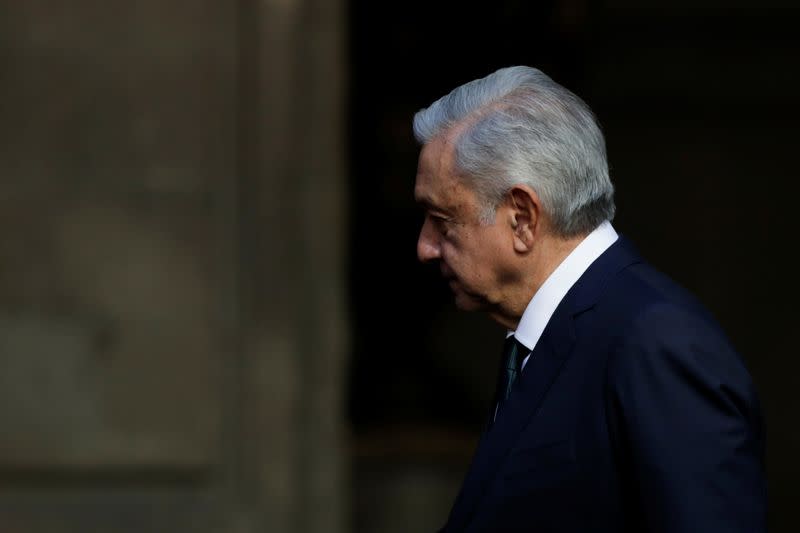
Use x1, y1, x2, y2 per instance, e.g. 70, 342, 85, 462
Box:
0, 0, 797, 532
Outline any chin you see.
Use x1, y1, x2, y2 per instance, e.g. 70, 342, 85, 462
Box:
453, 292, 486, 311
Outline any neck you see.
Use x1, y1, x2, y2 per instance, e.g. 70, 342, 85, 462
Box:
489, 231, 587, 330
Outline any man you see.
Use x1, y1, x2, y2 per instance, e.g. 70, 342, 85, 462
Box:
413, 66, 766, 532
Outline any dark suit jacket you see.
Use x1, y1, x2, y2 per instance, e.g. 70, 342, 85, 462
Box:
440, 237, 767, 532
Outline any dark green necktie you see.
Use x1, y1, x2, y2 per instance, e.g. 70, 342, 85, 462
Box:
490, 335, 526, 426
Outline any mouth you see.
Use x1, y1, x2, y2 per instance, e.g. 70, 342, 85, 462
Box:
447, 278, 463, 295
440, 265, 459, 290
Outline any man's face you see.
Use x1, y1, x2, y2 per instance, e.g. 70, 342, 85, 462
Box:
414, 136, 512, 312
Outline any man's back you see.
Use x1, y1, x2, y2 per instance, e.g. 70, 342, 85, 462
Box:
442, 238, 766, 532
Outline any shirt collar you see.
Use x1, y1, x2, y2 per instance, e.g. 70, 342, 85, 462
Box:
510, 221, 619, 352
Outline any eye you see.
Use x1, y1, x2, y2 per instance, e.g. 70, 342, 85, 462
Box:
428, 213, 454, 237
427, 212, 447, 226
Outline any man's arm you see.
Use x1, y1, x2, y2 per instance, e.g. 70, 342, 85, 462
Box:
607, 302, 767, 533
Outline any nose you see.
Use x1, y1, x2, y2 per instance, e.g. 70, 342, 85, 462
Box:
417, 216, 441, 263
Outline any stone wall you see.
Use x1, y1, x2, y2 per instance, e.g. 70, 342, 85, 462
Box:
0, 0, 348, 532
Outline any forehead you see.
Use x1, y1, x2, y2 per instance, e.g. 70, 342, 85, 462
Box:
414, 136, 462, 206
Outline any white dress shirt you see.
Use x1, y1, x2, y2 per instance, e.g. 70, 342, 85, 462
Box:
511, 221, 619, 370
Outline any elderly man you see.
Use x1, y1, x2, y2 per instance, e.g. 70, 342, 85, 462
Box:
413, 66, 766, 532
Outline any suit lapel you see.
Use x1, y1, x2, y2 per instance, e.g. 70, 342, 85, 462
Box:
445, 297, 576, 531
444, 236, 642, 531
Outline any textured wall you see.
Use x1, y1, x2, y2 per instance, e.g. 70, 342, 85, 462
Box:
0, 0, 348, 531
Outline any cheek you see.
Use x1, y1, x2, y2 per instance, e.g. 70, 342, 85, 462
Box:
440, 228, 488, 272
439, 241, 456, 264
441, 242, 483, 278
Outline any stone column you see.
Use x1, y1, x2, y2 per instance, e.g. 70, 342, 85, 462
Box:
0, 0, 349, 531
236, 0, 349, 531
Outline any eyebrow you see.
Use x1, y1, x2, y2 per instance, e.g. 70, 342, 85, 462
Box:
415, 194, 434, 209
415, 195, 452, 216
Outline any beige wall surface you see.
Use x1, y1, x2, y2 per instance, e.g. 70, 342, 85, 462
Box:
0, 1, 348, 532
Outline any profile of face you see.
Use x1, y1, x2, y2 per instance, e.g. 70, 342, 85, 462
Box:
414, 136, 514, 312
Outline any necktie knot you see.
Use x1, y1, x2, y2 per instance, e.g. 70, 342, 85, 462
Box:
504, 336, 524, 373
499, 336, 524, 398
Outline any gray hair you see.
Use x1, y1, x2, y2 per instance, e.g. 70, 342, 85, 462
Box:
413, 66, 615, 237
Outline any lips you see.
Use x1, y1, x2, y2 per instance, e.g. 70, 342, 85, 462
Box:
440, 264, 454, 279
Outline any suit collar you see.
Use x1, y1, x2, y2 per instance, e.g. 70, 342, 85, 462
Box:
566, 235, 642, 313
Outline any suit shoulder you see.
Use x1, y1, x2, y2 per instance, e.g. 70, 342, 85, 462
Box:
593, 260, 754, 382
597, 260, 722, 332
604, 293, 759, 422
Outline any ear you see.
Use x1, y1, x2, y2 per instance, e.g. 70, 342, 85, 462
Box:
508, 185, 541, 253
